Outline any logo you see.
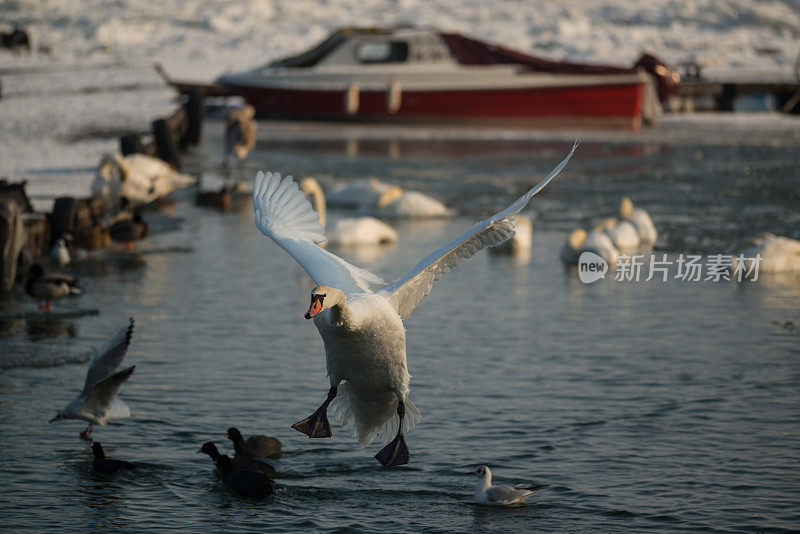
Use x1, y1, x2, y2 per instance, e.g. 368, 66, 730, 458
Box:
578, 251, 608, 284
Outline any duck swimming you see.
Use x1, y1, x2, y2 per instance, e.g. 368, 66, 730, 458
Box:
252, 143, 576, 467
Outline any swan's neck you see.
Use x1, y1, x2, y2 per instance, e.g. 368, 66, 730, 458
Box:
299, 178, 327, 227
329, 301, 353, 329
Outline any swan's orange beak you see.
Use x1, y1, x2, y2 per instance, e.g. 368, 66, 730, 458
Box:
305, 296, 323, 319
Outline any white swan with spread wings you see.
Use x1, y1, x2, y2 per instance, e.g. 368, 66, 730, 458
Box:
252, 143, 577, 467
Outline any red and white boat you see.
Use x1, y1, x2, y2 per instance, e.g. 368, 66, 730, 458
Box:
217, 27, 679, 129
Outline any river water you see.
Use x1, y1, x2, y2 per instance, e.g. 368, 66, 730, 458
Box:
1, 119, 798, 533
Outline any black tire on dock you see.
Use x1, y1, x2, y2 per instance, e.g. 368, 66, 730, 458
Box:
120, 133, 147, 156
153, 118, 181, 170
183, 89, 204, 147
50, 197, 78, 243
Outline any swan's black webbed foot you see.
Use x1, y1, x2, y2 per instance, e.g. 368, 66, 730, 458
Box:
374, 400, 410, 467
291, 386, 336, 438
374, 433, 410, 467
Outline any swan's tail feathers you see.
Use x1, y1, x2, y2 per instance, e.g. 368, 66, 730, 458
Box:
253, 171, 326, 244
330, 383, 421, 446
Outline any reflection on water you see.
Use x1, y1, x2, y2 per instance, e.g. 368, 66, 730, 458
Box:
1, 133, 799, 533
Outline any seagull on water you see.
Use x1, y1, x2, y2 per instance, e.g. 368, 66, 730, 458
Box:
49, 318, 136, 439
469, 465, 548, 506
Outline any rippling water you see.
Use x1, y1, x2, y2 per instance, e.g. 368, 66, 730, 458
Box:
1, 123, 799, 533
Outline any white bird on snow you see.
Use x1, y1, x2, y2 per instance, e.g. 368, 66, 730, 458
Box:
469, 465, 548, 506
252, 142, 577, 467
49, 318, 136, 439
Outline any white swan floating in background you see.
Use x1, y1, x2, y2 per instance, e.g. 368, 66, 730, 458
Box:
364, 185, 454, 219
325, 178, 393, 209
595, 217, 640, 252
619, 196, 657, 246
93, 153, 195, 206
561, 228, 620, 267
732, 233, 800, 274
252, 142, 577, 467
299, 177, 398, 246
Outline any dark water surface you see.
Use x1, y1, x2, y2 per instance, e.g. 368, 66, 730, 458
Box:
1, 120, 799, 532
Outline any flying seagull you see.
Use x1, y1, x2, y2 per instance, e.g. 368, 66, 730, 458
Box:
50, 318, 136, 439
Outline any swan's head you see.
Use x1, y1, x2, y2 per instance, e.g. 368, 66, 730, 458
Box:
594, 217, 618, 232
375, 186, 403, 209
566, 228, 588, 251
305, 286, 344, 319
619, 197, 634, 219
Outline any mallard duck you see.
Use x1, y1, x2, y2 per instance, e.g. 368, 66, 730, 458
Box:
25, 264, 81, 310
108, 212, 149, 250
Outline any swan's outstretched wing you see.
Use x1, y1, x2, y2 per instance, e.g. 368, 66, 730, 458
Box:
380, 143, 577, 319
253, 172, 385, 295
80, 318, 135, 398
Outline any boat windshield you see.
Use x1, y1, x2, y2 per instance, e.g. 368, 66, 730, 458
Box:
269, 32, 349, 68
356, 41, 409, 64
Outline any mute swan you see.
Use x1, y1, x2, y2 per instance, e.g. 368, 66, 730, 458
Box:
225, 105, 257, 165
252, 143, 577, 467
326, 178, 393, 209
93, 153, 195, 206
619, 197, 657, 246
299, 177, 398, 246
364, 185, 454, 219
25, 264, 81, 310
732, 233, 800, 274
488, 215, 533, 256
469, 465, 548, 506
50, 318, 135, 439
561, 228, 619, 267
595, 217, 640, 252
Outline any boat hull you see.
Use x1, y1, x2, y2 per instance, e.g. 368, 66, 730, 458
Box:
221, 81, 646, 129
